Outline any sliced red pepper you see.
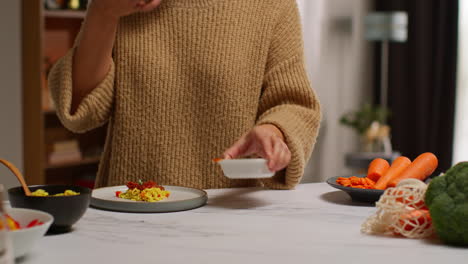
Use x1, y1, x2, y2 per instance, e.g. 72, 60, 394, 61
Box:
115, 191, 122, 197
127, 180, 164, 191
142, 181, 157, 190
27, 219, 40, 228
126, 181, 138, 190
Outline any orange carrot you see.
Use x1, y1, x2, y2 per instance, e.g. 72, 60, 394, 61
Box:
367, 158, 390, 182
387, 152, 438, 187
364, 177, 375, 186
396, 209, 432, 233
373, 156, 412, 190
396, 195, 428, 210
336, 176, 375, 189
212, 158, 223, 163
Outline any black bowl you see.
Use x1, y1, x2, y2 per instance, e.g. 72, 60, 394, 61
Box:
8, 185, 91, 233
326, 176, 384, 203
326, 175, 436, 203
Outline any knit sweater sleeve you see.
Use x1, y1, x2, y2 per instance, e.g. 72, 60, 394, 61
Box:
257, 0, 321, 190
48, 45, 116, 134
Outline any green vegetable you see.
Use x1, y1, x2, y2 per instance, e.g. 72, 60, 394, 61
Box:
339, 103, 391, 135
425, 162, 468, 246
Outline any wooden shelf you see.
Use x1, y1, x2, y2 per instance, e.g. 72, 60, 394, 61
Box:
22, 2, 104, 185
44, 10, 86, 19
46, 156, 100, 170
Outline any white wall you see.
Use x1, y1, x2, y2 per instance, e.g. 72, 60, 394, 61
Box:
0, 1, 23, 197
298, 0, 374, 182
453, 0, 468, 164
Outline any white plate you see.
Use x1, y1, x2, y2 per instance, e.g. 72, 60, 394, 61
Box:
90, 186, 207, 213
218, 158, 274, 179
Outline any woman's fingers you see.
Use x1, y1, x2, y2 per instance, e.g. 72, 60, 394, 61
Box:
277, 143, 291, 171
133, 0, 146, 8
89, 0, 163, 18
266, 137, 278, 170
223, 136, 250, 159
260, 136, 273, 160
139, 0, 163, 12
268, 138, 291, 172
222, 125, 291, 171
224, 130, 273, 160
269, 139, 281, 171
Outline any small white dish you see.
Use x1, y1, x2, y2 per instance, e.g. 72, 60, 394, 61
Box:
7, 207, 54, 258
218, 158, 274, 179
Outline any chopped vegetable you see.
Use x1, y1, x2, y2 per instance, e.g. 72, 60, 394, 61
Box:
6, 214, 20, 230
367, 158, 390, 182
26, 219, 44, 228
374, 156, 412, 190
425, 162, 468, 246
117, 180, 170, 202
126, 180, 164, 191
336, 176, 375, 189
212, 158, 223, 163
397, 209, 432, 233
5, 214, 43, 230
30, 189, 80, 197
30, 189, 49, 196
387, 152, 438, 187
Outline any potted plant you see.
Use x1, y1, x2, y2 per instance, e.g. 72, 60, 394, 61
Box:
340, 103, 392, 153
340, 103, 397, 170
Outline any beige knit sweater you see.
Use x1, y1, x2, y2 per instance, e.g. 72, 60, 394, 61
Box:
49, 0, 321, 190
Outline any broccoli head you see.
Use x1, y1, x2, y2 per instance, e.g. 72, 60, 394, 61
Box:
425, 162, 468, 246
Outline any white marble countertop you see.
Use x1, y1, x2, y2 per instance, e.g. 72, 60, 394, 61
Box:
17, 183, 468, 264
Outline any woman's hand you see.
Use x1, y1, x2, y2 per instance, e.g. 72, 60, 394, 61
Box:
89, 0, 162, 19
223, 124, 291, 172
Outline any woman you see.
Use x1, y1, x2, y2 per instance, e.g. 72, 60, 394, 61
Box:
49, 0, 321, 189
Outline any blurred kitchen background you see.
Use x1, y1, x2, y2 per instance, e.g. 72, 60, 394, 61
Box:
0, 0, 463, 191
